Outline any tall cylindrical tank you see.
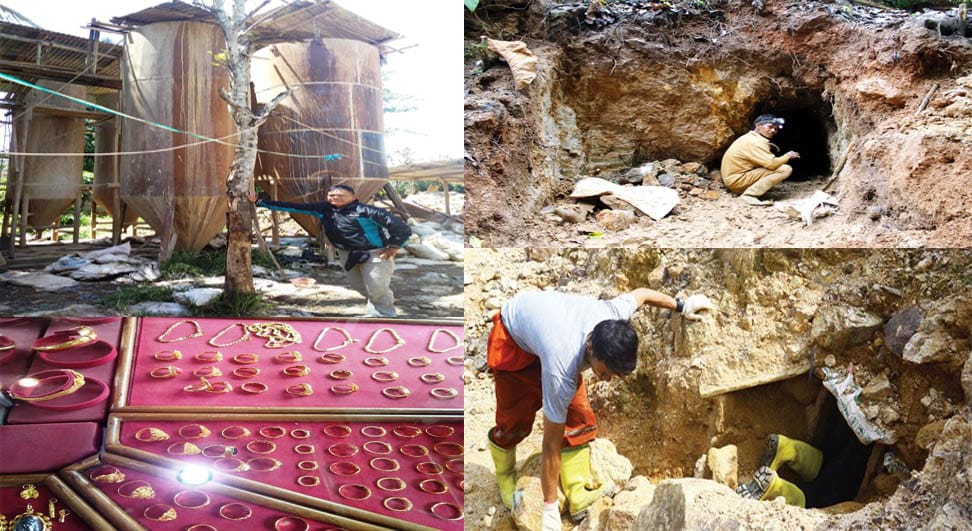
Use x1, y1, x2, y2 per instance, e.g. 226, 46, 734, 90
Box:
252, 39, 387, 237
20, 80, 86, 228
93, 93, 138, 224
119, 21, 234, 251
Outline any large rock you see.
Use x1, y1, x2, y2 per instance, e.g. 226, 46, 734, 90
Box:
811, 305, 882, 351
600, 476, 656, 530
706, 445, 738, 489
899, 296, 971, 365
0, 271, 79, 291
173, 288, 222, 307
884, 306, 923, 357
634, 479, 737, 529
404, 241, 451, 261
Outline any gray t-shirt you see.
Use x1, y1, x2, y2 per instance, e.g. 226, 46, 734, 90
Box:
501, 291, 638, 424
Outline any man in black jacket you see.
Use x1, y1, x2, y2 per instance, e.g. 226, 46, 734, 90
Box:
248, 185, 412, 317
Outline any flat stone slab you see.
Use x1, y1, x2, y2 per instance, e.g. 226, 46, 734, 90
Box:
0, 271, 79, 291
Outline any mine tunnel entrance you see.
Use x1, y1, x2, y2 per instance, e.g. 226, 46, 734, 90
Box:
750, 91, 836, 181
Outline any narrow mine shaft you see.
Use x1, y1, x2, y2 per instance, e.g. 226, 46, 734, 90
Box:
749, 92, 837, 181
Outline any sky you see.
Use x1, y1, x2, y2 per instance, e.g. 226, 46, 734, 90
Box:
1, 0, 461, 164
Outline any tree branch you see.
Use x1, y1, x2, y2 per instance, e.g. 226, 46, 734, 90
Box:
255, 89, 291, 121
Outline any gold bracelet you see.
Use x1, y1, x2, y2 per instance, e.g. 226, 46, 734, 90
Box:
173, 490, 210, 509
195, 350, 223, 362
245, 440, 277, 454
371, 370, 398, 382
286, 383, 313, 397
297, 460, 319, 471
381, 386, 410, 399
193, 366, 222, 377
427, 328, 462, 353
202, 444, 238, 458
167, 442, 202, 455
383, 496, 413, 512
258, 426, 287, 439
425, 425, 456, 438
363, 441, 393, 456
312, 326, 358, 352
407, 356, 431, 367
118, 480, 155, 499
322, 424, 353, 438
369, 457, 400, 472
363, 356, 388, 367
376, 477, 407, 492
247, 457, 282, 472
416, 461, 445, 475
318, 352, 345, 364
218, 502, 253, 520
392, 426, 422, 438
419, 479, 449, 494
221, 426, 251, 439
400, 444, 429, 458
430, 502, 464, 521
89, 465, 125, 483
337, 484, 372, 501
232, 353, 259, 364
430, 387, 459, 400
330, 383, 358, 395
274, 351, 301, 363
434, 441, 465, 457
363, 327, 405, 354
419, 372, 445, 384
283, 365, 311, 377
178, 424, 212, 438
209, 323, 251, 347
296, 475, 320, 487
240, 382, 268, 394
327, 443, 358, 457
157, 320, 202, 343
144, 504, 177, 521
328, 462, 361, 477
328, 369, 353, 380
34, 326, 97, 351
153, 350, 182, 361
149, 366, 182, 379
361, 425, 387, 438
134, 427, 170, 442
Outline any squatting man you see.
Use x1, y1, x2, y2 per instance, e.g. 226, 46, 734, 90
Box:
486, 288, 715, 529
721, 114, 800, 206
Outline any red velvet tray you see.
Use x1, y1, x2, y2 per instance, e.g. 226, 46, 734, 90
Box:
111, 417, 464, 530
0, 318, 47, 389
0, 472, 114, 530
0, 422, 102, 474
0, 478, 89, 530
119, 318, 463, 413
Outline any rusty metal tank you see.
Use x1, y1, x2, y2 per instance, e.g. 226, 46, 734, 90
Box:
92, 93, 138, 224
19, 79, 86, 228
252, 39, 387, 237
119, 20, 234, 251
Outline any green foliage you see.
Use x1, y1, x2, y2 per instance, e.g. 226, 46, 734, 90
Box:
465, 0, 480, 12
100, 285, 174, 313
161, 250, 227, 279
464, 39, 490, 60
84, 122, 95, 173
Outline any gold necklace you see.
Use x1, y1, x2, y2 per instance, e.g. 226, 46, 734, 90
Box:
363, 328, 405, 354
427, 329, 462, 353
157, 320, 203, 343
208, 323, 251, 347
248, 322, 301, 349
312, 327, 359, 352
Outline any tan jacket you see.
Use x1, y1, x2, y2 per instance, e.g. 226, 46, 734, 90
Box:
720, 131, 789, 181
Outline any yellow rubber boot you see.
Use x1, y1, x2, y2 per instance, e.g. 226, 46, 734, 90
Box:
559, 444, 606, 521
488, 441, 517, 510
761, 434, 824, 482
755, 466, 807, 507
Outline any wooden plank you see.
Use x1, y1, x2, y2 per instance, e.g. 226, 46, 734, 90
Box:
0, 59, 122, 89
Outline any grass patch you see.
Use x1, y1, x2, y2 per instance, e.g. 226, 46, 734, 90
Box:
162, 249, 281, 279
100, 285, 175, 313
196, 292, 268, 317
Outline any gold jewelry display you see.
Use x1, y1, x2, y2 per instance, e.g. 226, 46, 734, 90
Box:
247, 457, 283, 472
381, 386, 410, 399
34, 326, 97, 351
286, 383, 313, 396
208, 323, 250, 347
167, 442, 202, 456
434, 442, 465, 457
297, 461, 319, 471
363, 356, 388, 367
322, 425, 352, 438
232, 353, 259, 364
144, 504, 177, 522
258, 426, 287, 439
383, 496, 413, 512
419, 372, 445, 384
371, 370, 399, 382
193, 366, 222, 377
392, 426, 422, 438
247, 322, 302, 348
213, 457, 250, 472
178, 424, 212, 439
246, 440, 277, 454
294, 444, 315, 454
218, 502, 253, 520
427, 328, 462, 353
221, 426, 251, 439
135, 427, 171, 442
400, 444, 429, 457
202, 444, 238, 458
283, 365, 311, 377
361, 425, 387, 438
337, 484, 372, 501
290, 428, 311, 439
240, 382, 268, 394
173, 490, 211, 509
328, 462, 361, 477
195, 350, 223, 362
426, 425, 456, 438
419, 479, 449, 494
430, 502, 464, 521
328, 369, 353, 380
376, 477, 406, 492
407, 356, 431, 367
416, 461, 445, 475
327, 443, 358, 457
312, 326, 358, 352
149, 366, 182, 379
153, 350, 182, 361
318, 352, 345, 364
430, 387, 459, 400
446, 355, 464, 365
118, 480, 156, 499
89, 465, 125, 483
363, 441, 393, 456
274, 351, 302, 363
232, 367, 260, 378
296, 476, 320, 487
369, 457, 400, 472
363, 328, 405, 354
330, 383, 358, 395
157, 320, 203, 343
19, 484, 39, 500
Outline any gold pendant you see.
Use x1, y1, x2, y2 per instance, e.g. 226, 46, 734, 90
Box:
19, 484, 39, 500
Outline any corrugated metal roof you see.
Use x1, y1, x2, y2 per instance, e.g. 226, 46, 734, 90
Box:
112, 0, 400, 46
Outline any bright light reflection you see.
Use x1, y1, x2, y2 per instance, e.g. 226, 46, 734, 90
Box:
16, 378, 39, 388
177, 465, 212, 486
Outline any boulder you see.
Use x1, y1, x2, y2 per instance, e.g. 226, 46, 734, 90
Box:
884, 306, 922, 357
706, 445, 738, 489
600, 476, 655, 530
634, 479, 738, 529
811, 305, 882, 351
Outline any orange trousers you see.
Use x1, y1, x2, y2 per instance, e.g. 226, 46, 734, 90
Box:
487, 312, 598, 450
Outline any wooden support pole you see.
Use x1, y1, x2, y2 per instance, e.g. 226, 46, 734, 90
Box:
73, 189, 82, 243
381, 182, 411, 221
441, 178, 450, 217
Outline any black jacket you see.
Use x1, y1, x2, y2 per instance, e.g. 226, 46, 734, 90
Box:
256, 199, 411, 251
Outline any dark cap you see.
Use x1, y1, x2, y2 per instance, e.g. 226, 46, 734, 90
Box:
754, 114, 785, 127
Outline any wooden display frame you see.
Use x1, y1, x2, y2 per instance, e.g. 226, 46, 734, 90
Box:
111, 316, 463, 415
104, 412, 461, 531
60, 452, 392, 531
0, 471, 115, 530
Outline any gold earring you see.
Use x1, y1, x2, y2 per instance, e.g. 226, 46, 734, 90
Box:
20, 483, 39, 500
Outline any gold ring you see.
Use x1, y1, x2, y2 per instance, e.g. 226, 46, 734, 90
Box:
420, 372, 445, 384
297, 476, 320, 487
416, 461, 445, 475
290, 428, 311, 439
447, 458, 464, 474
258, 426, 287, 439
221, 426, 251, 439
328, 462, 361, 477
407, 356, 431, 367
376, 477, 406, 492
167, 442, 202, 455
434, 442, 465, 457
363, 441, 392, 456
118, 480, 155, 499
327, 443, 358, 457
361, 426, 387, 438
418, 478, 449, 494
183, 378, 214, 393
173, 490, 210, 509
186, 526, 217, 531
430, 502, 464, 521
274, 351, 302, 363
240, 382, 268, 393
283, 365, 311, 377
371, 370, 399, 382
149, 366, 182, 379
178, 424, 211, 439
213, 457, 250, 472
329, 383, 358, 395
245, 440, 276, 454
400, 444, 429, 458
297, 460, 319, 471
247, 457, 282, 472
425, 425, 456, 438
381, 386, 410, 399
392, 426, 422, 438
322, 425, 352, 438
383, 496, 413, 512
294, 444, 315, 454
134, 427, 170, 442
205, 380, 233, 393
89, 466, 125, 483
458, 479, 465, 491
329, 369, 353, 380
232, 353, 259, 364
193, 366, 222, 377
144, 503, 177, 521
195, 350, 223, 362
218, 502, 253, 520
363, 356, 388, 367
446, 355, 463, 365
202, 444, 238, 458
337, 483, 372, 501
430, 387, 459, 400
286, 383, 313, 396
233, 367, 260, 378
318, 352, 345, 364
369, 457, 400, 472
153, 350, 182, 361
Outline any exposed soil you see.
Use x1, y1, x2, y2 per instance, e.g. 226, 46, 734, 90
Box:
464, 0, 972, 247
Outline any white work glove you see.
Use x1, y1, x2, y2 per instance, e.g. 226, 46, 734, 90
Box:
541, 501, 561, 531
680, 294, 714, 321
